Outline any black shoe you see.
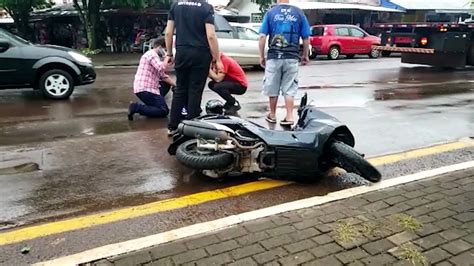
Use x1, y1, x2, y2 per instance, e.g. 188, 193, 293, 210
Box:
128, 102, 136, 121
224, 101, 241, 115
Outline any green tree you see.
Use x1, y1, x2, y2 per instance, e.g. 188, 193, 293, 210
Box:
251, 0, 273, 13
0, 0, 53, 39
72, 0, 147, 49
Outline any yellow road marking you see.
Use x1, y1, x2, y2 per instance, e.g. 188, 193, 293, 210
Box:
0, 180, 290, 246
0, 140, 472, 246
368, 140, 473, 166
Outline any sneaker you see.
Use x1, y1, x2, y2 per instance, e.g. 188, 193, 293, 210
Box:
128, 102, 137, 121
167, 128, 178, 136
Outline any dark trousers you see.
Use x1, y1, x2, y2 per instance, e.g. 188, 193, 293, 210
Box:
159, 81, 172, 97
208, 81, 246, 106
169, 48, 212, 129
134, 91, 169, 118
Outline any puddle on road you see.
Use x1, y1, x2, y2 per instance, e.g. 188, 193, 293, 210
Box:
374, 83, 473, 101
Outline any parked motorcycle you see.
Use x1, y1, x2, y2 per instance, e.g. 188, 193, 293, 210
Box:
168, 94, 381, 182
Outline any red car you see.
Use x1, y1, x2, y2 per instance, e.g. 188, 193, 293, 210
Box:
309, 25, 381, 60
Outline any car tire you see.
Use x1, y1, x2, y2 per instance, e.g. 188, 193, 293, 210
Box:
309, 52, 317, 60
328, 46, 340, 60
346, 54, 355, 59
39, 69, 74, 100
369, 49, 380, 59
381, 51, 391, 57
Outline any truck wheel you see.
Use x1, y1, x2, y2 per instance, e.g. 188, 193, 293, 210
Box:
381, 51, 391, 57
39, 69, 74, 100
328, 46, 340, 60
369, 49, 380, 59
467, 45, 474, 66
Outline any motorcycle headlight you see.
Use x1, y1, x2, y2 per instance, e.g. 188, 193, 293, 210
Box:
68, 51, 92, 64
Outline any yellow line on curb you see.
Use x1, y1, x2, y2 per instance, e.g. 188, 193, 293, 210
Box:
368, 140, 473, 166
0, 140, 472, 246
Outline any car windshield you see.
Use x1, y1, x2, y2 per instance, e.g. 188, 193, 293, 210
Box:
0, 29, 31, 46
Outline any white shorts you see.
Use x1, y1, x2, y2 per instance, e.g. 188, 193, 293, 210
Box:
263, 59, 299, 97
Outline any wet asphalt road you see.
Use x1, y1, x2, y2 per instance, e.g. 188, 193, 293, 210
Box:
0, 57, 473, 264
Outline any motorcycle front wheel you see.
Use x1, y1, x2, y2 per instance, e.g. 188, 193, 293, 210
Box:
329, 141, 382, 182
176, 139, 234, 170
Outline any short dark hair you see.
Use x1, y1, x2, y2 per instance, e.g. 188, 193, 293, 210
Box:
153, 36, 166, 48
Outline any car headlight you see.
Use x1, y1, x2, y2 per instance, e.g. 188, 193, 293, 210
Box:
68, 51, 92, 64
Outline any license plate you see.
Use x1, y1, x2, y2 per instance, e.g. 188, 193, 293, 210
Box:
395, 37, 412, 43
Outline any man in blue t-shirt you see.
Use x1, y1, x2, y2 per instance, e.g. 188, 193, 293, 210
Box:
259, 0, 311, 126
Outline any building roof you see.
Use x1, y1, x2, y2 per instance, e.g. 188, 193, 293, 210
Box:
289, 1, 404, 12
387, 0, 472, 10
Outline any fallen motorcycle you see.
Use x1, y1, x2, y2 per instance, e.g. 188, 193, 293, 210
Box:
168, 94, 381, 182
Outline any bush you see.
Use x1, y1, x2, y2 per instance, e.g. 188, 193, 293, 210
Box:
80, 48, 102, 56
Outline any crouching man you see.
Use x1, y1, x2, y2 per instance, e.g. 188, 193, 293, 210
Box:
208, 53, 248, 114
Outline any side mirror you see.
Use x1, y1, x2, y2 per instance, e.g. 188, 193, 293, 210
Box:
0, 41, 11, 53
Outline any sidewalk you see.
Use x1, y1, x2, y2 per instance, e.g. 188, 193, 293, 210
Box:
89, 169, 474, 266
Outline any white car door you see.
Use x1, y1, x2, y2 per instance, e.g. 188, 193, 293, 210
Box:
216, 30, 243, 63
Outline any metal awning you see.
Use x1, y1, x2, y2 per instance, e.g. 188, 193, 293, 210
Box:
386, 0, 472, 10
289, 1, 404, 13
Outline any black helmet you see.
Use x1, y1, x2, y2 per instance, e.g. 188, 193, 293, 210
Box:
205, 99, 225, 115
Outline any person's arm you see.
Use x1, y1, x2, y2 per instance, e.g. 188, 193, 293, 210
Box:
163, 76, 176, 87
205, 24, 220, 62
164, 4, 176, 64
259, 13, 270, 68
150, 55, 167, 73
204, 7, 222, 72
300, 14, 311, 65
165, 21, 175, 56
259, 35, 267, 68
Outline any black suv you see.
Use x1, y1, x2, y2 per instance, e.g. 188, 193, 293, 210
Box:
0, 28, 96, 99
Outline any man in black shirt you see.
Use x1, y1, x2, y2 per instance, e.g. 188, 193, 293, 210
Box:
165, 0, 223, 135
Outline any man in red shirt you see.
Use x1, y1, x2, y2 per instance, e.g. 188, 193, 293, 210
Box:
208, 53, 248, 114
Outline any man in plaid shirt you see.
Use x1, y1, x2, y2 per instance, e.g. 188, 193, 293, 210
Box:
128, 37, 176, 120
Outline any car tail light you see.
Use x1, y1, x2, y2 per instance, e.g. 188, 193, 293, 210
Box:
387, 37, 392, 43
420, 37, 428, 46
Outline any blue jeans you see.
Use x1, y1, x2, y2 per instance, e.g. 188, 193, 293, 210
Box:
134, 91, 169, 118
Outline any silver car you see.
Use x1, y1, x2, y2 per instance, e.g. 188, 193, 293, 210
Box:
168, 21, 263, 67
218, 22, 264, 66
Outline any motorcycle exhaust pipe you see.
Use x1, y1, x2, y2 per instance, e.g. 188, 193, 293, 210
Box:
178, 123, 231, 141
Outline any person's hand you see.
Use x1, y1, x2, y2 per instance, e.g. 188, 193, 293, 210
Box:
215, 59, 224, 73
260, 57, 266, 68
301, 55, 310, 66
164, 55, 174, 65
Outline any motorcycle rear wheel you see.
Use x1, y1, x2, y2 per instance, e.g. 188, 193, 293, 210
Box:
329, 141, 381, 182
176, 139, 234, 170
